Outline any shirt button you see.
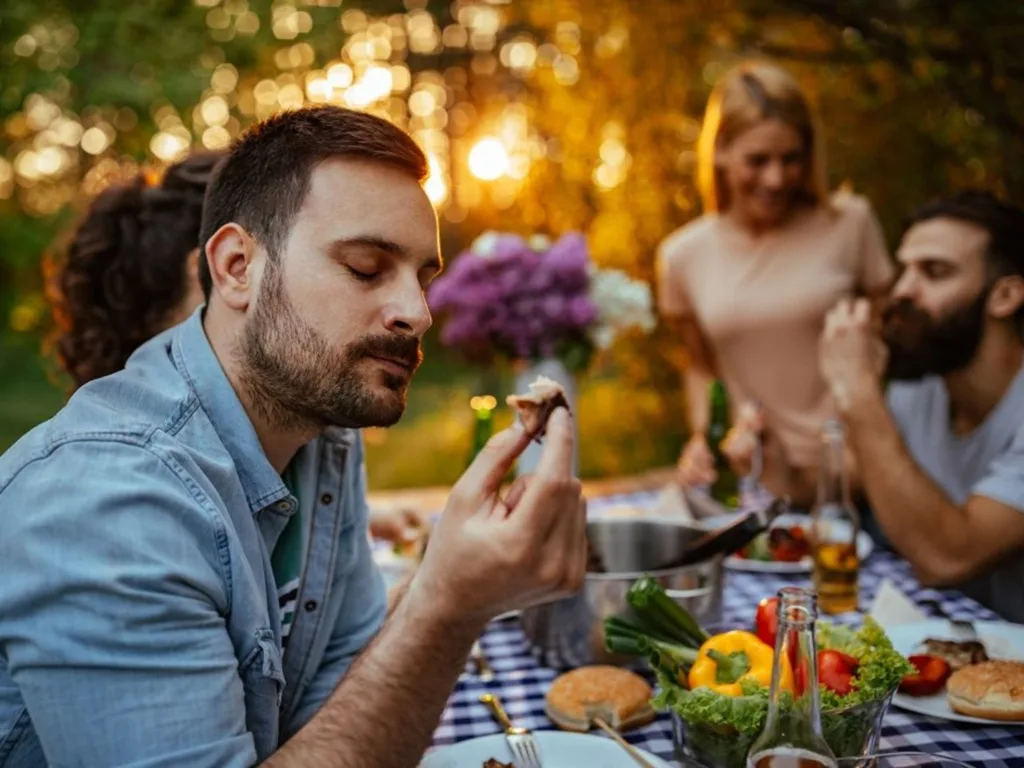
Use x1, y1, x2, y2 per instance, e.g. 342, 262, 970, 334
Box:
319, 492, 333, 505
276, 500, 291, 512
304, 600, 318, 612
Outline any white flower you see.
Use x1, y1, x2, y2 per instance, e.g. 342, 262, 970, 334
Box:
527, 234, 552, 252
471, 231, 501, 259
586, 267, 656, 350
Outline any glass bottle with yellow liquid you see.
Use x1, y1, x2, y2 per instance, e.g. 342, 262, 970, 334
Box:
810, 420, 860, 615
747, 587, 838, 768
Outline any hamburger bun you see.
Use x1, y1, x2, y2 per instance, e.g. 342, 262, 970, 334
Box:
545, 666, 655, 733
947, 660, 1024, 721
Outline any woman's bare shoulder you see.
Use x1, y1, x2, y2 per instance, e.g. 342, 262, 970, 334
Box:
658, 215, 719, 264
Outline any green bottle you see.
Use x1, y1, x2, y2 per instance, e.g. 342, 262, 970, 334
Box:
466, 395, 496, 468
706, 379, 740, 508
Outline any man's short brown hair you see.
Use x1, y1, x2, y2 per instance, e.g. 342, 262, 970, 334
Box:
198, 106, 428, 298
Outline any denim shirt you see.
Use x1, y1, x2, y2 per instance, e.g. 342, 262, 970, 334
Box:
0, 309, 387, 767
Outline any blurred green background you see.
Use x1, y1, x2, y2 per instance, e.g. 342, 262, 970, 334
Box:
2, 0, 1022, 488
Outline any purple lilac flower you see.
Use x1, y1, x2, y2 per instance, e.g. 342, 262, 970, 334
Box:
427, 231, 598, 361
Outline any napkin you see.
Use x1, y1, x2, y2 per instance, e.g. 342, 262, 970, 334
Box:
869, 578, 927, 629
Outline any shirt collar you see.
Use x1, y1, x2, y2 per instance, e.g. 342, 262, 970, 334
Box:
171, 307, 289, 514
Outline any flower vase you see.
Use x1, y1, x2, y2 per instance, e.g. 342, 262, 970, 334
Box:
513, 358, 578, 476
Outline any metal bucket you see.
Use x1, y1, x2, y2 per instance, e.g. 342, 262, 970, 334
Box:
520, 516, 724, 669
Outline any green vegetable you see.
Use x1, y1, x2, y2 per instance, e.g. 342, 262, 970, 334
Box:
604, 616, 698, 679
626, 577, 710, 647
817, 617, 914, 708
708, 650, 751, 684
654, 674, 772, 768
655, 673, 772, 735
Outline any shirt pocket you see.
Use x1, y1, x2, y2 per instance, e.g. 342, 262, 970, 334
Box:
239, 628, 285, 761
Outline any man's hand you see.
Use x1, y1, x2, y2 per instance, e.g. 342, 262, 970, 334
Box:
820, 298, 888, 412
677, 433, 716, 488
409, 408, 587, 625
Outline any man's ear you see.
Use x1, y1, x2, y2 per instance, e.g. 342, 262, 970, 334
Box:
204, 223, 259, 312
988, 275, 1024, 322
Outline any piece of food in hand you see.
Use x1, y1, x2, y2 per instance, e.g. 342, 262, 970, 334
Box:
505, 375, 570, 441
921, 638, 989, 671
754, 596, 780, 648
899, 654, 952, 697
483, 760, 514, 768
545, 666, 655, 732
946, 660, 1024, 721
818, 649, 860, 695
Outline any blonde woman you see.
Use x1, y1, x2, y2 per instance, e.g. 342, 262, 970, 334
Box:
657, 61, 894, 505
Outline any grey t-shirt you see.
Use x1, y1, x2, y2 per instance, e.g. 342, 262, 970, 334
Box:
886, 367, 1024, 622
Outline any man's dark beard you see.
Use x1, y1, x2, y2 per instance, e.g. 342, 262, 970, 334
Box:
882, 290, 988, 381
238, 263, 422, 431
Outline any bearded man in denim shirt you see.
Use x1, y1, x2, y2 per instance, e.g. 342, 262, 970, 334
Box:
0, 106, 586, 768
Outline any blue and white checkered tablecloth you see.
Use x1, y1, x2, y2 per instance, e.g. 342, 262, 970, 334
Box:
430, 491, 1024, 767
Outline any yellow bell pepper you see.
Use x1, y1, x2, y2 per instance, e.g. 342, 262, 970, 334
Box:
687, 630, 793, 697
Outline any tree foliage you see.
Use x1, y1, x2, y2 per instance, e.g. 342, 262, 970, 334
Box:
1, 0, 1022, 478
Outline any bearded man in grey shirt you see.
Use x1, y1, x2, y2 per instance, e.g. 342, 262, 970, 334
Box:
819, 190, 1024, 622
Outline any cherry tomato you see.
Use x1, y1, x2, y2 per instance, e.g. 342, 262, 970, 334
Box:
899, 654, 952, 697
754, 596, 780, 648
818, 649, 859, 695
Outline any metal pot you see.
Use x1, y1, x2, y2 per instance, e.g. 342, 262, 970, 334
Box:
520, 516, 724, 670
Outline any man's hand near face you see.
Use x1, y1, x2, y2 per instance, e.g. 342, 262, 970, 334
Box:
266, 409, 586, 768
819, 297, 889, 414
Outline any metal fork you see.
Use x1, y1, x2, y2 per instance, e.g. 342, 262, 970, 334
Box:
479, 693, 543, 768
470, 640, 495, 681
921, 598, 977, 640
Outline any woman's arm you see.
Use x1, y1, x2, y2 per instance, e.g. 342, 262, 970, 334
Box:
671, 315, 716, 435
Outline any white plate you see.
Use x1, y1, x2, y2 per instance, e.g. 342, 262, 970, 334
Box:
887, 619, 1024, 725
697, 513, 874, 574
421, 731, 673, 768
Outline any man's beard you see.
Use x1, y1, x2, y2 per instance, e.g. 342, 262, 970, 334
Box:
882, 290, 988, 381
238, 263, 422, 432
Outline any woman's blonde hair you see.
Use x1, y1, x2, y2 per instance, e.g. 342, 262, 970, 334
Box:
697, 61, 829, 213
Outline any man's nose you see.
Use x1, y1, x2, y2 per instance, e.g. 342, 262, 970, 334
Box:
382, 283, 432, 338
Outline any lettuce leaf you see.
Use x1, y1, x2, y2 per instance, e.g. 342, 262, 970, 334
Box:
653, 673, 772, 735
818, 617, 913, 707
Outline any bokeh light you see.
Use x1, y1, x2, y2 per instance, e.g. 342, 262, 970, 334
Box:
468, 138, 508, 181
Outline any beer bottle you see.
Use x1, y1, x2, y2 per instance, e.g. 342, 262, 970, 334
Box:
810, 420, 860, 615
707, 380, 740, 508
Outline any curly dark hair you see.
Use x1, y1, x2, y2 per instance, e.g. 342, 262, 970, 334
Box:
46, 152, 223, 388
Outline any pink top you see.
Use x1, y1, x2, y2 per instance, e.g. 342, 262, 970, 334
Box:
657, 193, 895, 469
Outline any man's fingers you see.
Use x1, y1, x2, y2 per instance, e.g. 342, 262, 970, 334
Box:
451, 425, 530, 509
501, 474, 531, 514
542, 494, 588, 595
852, 297, 871, 325
534, 408, 574, 479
